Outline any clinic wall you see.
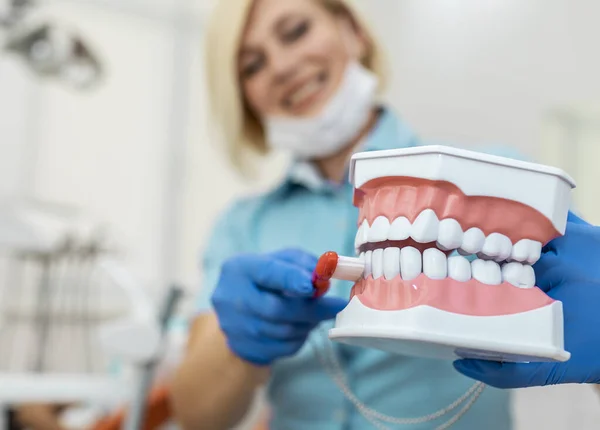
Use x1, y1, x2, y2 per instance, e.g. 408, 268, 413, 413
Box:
0, 58, 38, 196
360, 0, 600, 153
3, 2, 177, 295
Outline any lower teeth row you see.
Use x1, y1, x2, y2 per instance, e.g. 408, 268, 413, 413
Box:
360, 247, 535, 288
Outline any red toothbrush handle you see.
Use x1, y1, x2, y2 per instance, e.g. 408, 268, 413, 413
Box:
312, 251, 339, 298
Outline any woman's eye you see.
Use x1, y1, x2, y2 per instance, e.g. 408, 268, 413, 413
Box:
282, 20, 310, 43
241, 58, 264, 78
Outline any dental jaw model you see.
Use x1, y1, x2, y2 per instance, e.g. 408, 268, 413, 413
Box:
316, 145, 576, 363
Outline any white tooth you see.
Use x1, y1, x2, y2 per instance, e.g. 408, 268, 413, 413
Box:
411, 209, 439, 243
510, 239, 529, 262
400, 246, 421, 280
389, 216, 411, 240
501, 262, 524, 287
526, 241, 542, 265
356, 253, 367, 279
363, 250, 372, 278
447, 256, 471, 282
372, 249, 383, 279
510, 239, 543, 265
481, 233, 512, 262
502, 262, 535, 288
437, 219, 463, 251
423, 248, 447, 280
522, 265, 536, 288
460, 228, 485, 255
355, 220, 369, 250
497, 236, 513, 262
481, 233, 502, 259
471, 260, 502, 285
368, 216, 390, 243
383, 247, 400, 280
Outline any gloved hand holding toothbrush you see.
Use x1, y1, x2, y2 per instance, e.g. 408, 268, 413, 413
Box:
453, 211, 600, 387
211, 248, 347, 366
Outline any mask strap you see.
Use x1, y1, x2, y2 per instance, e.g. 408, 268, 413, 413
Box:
310, 326, 486, 429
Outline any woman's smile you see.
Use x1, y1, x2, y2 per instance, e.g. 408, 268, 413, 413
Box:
282, 70, 329, 116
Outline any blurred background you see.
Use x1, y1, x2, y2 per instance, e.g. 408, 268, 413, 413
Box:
0, 0, 599, 429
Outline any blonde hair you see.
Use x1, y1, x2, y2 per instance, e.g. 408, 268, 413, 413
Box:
204, 0, 387, 176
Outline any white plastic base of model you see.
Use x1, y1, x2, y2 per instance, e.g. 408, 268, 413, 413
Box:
329, 296, 570, 362
349, 145, 576, 235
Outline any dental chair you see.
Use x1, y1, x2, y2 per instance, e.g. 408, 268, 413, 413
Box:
0, 199, 267, 430
0, 198, 180, 430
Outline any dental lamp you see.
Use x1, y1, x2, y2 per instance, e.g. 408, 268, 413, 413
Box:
0, 0, 104, 90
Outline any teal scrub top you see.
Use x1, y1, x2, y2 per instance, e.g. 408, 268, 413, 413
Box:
196, 108, 520, 429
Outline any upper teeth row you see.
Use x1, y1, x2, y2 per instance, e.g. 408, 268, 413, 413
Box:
355, 210, 542, 264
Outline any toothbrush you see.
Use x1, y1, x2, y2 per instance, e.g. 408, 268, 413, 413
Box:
312, 251, 364, 297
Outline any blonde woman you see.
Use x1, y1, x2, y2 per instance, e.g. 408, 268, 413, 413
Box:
171, 0, 516, 429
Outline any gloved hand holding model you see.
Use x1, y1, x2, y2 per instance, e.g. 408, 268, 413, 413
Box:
454, 211, 600, 388
211, 248, 347, 366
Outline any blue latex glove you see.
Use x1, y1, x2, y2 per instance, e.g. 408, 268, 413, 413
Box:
211, 248, 347, 366
453, 211, 600, 388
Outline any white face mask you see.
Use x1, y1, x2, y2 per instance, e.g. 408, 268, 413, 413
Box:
263, 61, 379, 159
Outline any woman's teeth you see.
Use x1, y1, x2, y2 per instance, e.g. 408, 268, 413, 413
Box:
286, 77, 324, 108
